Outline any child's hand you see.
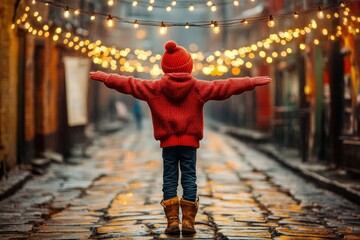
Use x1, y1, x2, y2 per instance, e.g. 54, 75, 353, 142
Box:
251, 76, 271, 86
89, 71, 109, 82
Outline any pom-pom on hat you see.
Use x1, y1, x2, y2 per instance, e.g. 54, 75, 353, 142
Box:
161, 41, 193, 74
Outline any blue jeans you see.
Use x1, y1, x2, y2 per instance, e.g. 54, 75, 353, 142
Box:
162, 146, 197, 202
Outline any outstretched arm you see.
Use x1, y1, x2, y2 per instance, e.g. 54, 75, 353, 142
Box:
196, 76, 271, 102
89, 71, 159, 101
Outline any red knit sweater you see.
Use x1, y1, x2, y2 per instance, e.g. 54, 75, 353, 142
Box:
103, 73, 255, 148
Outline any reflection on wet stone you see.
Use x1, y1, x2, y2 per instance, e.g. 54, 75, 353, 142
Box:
0, 126, 358, 239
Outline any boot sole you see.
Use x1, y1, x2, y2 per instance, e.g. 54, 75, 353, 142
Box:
165, 230, 180, 235
182, 229, 196, 235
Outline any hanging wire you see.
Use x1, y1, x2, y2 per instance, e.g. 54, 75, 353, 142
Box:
33, 0, 360, 29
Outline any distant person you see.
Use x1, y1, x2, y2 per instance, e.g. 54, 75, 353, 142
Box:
133, 99, 143, 130
89, 41, 271, 236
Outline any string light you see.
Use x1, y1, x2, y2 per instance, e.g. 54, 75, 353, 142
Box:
234, 1, 239, 6
106, 15, 114, 27
32, 0, 357, 31
267, 15, 275, 27
63, 7, 70, 18
172, 0, 176, 6
293, 12, 299, 18
241, 19, 248, 25
18, 2, 359, 77
311, 19, 317, 28
74, 9, 80, 15
185, 23, 190, 29
207, 1, 213, 6
90, 14, 96, 21
108, 0, 114, 6
189, 4, 195, 11
166, 5, 172, 12
211, 4, 217, 12
132, 1, 138, 7
160, 22, 167, 35
317, 6, 324, 19
299, 43, 306, 50
32, 0, 36, 4
213, 22, 220, 33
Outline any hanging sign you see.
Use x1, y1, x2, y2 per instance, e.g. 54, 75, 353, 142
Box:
64, 56, 90, 126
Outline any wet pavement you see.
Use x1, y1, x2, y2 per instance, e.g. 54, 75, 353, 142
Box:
0, 121, 360, 239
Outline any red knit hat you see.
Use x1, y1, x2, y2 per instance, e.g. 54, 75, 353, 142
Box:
161, 41, 193, 74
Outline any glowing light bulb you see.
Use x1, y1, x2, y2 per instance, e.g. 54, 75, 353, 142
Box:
234, 1, 239, 6
245, 62, 252, 68
108, 0, 114, 6
160, 22, 167, 35
267, 15, 275, 27
32, 0, 36, 4
166, 5, 172, 11
185, 23, 189, 29
317, 7, 324, 19
74, 9, 80, 15
213, 22, 220, 33
299, 43, 306, 50
134, 20, 139, 28
91, 14, 96, 20
207, 1, 212, 6
107, 16, 114, 27
189, 4, 194, 11
64, 7, 70, 18
211, 4, 217, 12
172, 0, 176, 6
148, 4, 153, 11
241, 19, 248, 24
293, 12, 299, 18
311, 19, 317, 28
132, 1, 138, 7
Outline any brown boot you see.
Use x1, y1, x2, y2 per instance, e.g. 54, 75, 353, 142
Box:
180, 198, 199, 235
161, 196, 180, 235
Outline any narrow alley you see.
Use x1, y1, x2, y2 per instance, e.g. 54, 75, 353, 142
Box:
0, 122, 359, 239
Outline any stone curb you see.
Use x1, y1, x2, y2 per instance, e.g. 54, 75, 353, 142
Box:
206, 120, 360, 206
0, 169, 32, 201
254, 144, 360, 206
0, 121, 128, 201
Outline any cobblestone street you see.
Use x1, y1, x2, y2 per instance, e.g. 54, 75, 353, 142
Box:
1, 122, 360, 239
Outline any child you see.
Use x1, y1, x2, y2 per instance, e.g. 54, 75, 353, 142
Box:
89, 40, 271, 235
